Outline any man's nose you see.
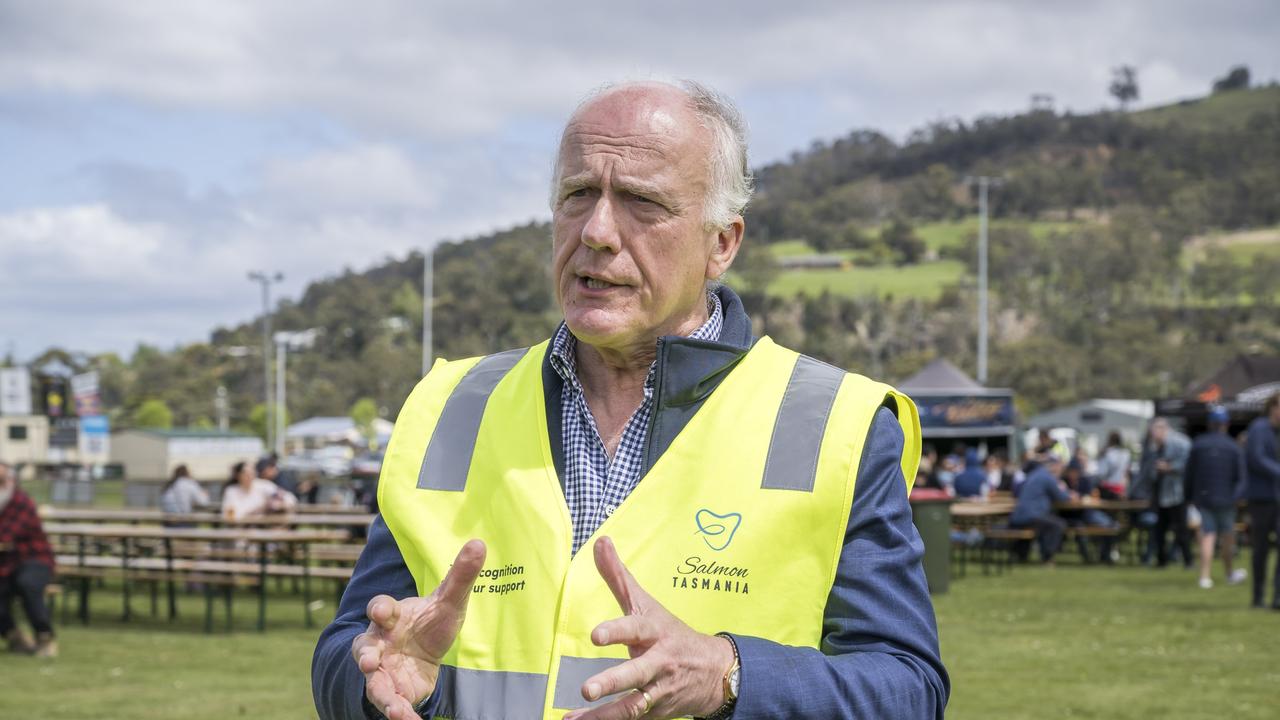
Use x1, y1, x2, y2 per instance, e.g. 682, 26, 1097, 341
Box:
581, 194, 622, 253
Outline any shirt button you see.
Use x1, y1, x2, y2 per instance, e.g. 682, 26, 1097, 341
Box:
604, 504, 617, 517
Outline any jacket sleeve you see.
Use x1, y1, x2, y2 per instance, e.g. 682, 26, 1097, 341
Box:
727, 406, 949, 719
312, 515, 440, 719
1246, 422, 1280, 482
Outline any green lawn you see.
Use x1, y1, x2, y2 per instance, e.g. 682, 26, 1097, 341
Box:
3, 556, 1276, 718
768, 260, 965, 300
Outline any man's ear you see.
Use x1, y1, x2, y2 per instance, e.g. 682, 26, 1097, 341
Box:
706, 216, 745, 280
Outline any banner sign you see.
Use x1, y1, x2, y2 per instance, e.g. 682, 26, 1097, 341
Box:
915, 395, 1015, 430
71, 371, 103, 416
78, 414, 110, 457
0, 367, 32, 415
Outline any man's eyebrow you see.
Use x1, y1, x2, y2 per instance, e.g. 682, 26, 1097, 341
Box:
555, 172, 678, 207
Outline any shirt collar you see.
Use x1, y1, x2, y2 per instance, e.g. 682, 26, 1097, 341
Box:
549, 291, 724, 394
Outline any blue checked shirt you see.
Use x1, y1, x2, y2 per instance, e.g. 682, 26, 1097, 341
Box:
549, 292, 724, 554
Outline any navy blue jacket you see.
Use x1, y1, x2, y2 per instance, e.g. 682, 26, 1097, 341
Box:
1243, 417, 1280, 502
312, 287, 949, 719
1186, 431, 1245, 508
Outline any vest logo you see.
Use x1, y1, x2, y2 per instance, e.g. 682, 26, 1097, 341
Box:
694, 508, 742, 551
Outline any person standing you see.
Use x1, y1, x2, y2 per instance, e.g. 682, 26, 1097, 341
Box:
1186, 407, 1248, 589
1096, 431, 1132, 499
1243, 393, 1280, 609
0, 461, 57, 658
1143, 418, 1193, 569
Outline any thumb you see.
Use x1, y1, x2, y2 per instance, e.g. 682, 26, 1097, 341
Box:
435, 539, 487, 609
593, 536, 643, 615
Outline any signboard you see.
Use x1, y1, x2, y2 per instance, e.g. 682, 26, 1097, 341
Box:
78, 414, 110, 457
71, 371, 103, 416
915, 395, 1015, 430
41, 377, 69, 418
49, 416, 79, 448
0, 367, 32, 415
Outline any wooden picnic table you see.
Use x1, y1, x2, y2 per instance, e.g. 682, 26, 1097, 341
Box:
41, 506, 375, 529
295, 503, 370, 514
45, 522, 348, 630
1054, 498, 1149, 512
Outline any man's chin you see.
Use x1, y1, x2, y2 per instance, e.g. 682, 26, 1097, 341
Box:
563, 310, 637, 348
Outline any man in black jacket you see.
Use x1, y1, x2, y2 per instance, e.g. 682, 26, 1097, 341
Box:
1186, 406, 1247, 590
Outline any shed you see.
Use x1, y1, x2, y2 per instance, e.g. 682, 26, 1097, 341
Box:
109, 428, 264, 482
898, 359, 1016, 454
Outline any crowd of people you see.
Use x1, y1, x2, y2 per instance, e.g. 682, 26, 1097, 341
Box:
918, 392, 1280, 606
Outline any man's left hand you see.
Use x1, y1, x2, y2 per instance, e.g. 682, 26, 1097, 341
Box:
564, 537, 735, 720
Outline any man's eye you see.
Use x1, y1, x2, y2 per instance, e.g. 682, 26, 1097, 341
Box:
566, 188, 591, 199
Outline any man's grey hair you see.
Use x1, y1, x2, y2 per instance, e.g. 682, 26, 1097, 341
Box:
551, 79, 754, 230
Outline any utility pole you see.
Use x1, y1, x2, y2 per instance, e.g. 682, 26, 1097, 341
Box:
275, 335, 286, 457
965, 176, 1002, 385
214, 385, 229, 432
248, 270, 283, 452
422, 246, 434, 376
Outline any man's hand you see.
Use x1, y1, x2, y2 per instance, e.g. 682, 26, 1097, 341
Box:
352, 540, 486, 719
565, 537, 735, 720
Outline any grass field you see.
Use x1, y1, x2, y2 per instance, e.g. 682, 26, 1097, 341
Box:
767, 259, 965, 300
1131, 85, 1280, 131
4, 555, 1276, 718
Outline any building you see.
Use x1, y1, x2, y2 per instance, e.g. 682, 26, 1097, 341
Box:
1024, 399, 1154, 457
285, 416, 393, 454
109, 428, 264, 482
897, 359, 1017, 456
0, 415, 49, 479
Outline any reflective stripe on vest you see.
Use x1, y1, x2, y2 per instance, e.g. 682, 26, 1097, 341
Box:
378, 336, 920, 719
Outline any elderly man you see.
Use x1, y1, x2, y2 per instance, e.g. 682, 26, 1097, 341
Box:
0, 461, 58, 658
312, 80, 947, 720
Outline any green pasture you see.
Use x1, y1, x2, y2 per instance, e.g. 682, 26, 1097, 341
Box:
1132, 85, 1280, 131
767, 260, 965, 300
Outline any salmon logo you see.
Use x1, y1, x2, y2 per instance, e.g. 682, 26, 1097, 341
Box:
694, 509, 742, 552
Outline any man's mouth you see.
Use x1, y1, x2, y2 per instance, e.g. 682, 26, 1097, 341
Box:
578, 274, 623, 290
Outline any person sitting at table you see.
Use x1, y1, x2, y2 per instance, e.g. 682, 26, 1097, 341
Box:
221, 461, 297, 519
1009, 453, 1078, 565
953, 448, 989, 499
1062, 458, 1117, 564
159, 464, 210, 517
0, 461, 57, 658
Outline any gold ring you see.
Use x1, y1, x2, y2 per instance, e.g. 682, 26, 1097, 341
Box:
637, 688, 654, 715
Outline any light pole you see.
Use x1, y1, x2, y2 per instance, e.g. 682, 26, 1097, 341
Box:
422, 246, 434, 376
275, 334, 286, 457
248, 270, 283, 453
965, 176, 1002, 385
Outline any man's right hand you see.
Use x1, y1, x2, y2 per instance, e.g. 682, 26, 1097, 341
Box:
352, 539, 487, 719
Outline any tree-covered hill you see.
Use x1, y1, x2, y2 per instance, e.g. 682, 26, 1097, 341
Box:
26, 83, 1280, 432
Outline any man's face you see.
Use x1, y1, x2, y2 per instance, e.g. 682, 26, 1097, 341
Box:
551, 85, 741, 352
1151, 422, 1168, 445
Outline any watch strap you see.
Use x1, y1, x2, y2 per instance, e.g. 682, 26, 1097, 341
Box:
698, 633, 740, 720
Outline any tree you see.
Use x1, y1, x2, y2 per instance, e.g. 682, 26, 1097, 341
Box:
1109, 65, 1139, 111
1212, 66, 1250, 93
880, 218, 927, 266
350, 397, 379, 446
246, 403, 288, 442
132, 399, 173, 429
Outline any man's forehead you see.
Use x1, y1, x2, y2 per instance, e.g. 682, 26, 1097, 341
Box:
560, 86, 703, 158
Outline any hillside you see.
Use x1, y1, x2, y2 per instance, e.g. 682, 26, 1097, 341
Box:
29, 85, 1280, 431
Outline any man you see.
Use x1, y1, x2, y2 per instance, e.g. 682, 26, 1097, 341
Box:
1009, 454, 1076, 564
1186, 406, 1248, 589
953, 448, 988, 498
312, 81, 947, 719
0, 461, 57, 658
1141, 418, 1192, 569
1243, 393, 1280, 608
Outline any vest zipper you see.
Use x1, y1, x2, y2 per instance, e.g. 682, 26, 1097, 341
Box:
641, 337, 668, 474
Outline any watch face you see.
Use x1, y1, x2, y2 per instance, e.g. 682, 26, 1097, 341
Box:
728, 667, 741, 699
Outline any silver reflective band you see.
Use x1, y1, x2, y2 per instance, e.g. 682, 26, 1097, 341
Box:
432, 665, 549, 720
418, 347, 529, 491
761, 355, 844, 492
552, 656, 626, 710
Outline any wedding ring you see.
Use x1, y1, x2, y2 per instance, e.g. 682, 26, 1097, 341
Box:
636, 688, 655, 715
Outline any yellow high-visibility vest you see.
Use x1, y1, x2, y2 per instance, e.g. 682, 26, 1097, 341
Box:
379, 336, 920, 719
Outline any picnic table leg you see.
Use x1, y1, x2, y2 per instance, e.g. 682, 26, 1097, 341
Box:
77, 535, 90, 625
121, 537, 132, 622
258, 541, 268, 632
303, 543, 313, 629
164, 537, 177, 621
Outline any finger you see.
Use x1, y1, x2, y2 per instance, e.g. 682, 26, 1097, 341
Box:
367, 594, 400, 631
592, 615, 655, 647
356, 642, 383, 674
365, 670, 418, 720
567, 687, 655, 720
593, 536, 641, 615
436, 539, 487, 608
582, 655, 656, 702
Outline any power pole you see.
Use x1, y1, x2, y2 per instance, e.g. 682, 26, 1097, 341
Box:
275, 335, 286, 457
248, 270, 283, 452
214, 385, 229, 432
422, 246, 434, 376
965, 176, 1002, 385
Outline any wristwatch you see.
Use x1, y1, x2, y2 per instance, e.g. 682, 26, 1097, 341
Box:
699, 633, 740, 720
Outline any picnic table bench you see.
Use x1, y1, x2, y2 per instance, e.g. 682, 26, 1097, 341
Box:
45, 523, 354, 632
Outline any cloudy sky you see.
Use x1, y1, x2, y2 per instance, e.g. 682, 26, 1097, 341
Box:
3, 0, 1277, 360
